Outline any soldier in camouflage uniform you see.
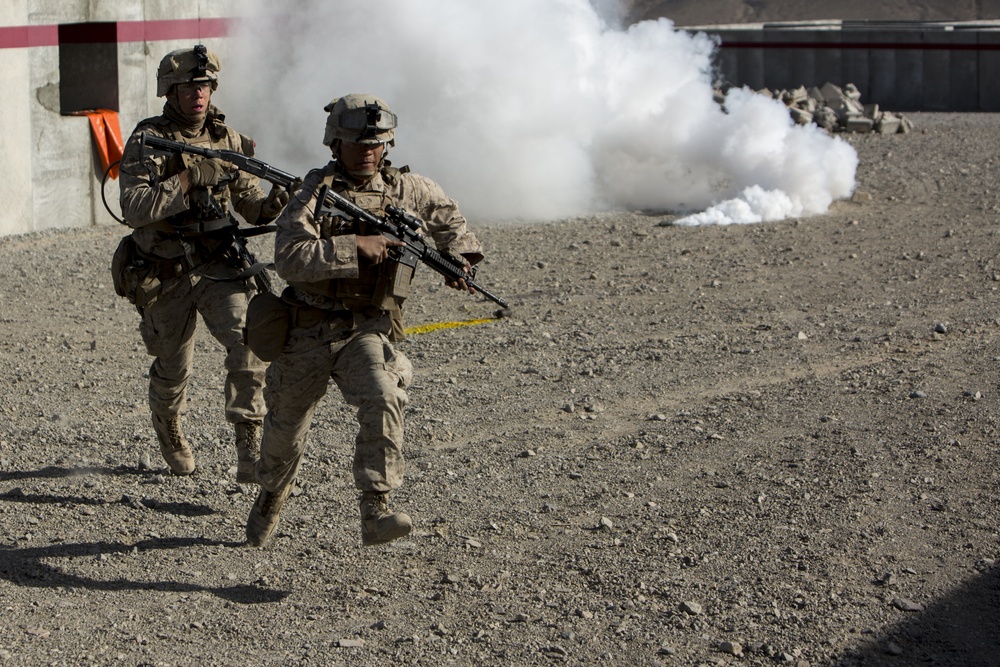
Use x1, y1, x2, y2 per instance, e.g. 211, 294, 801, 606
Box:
119, 45, 287, 480
246, 94, 485, 547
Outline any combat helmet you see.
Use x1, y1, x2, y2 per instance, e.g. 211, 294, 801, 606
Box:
323, 94, 397, 146
156, 45, 221, 97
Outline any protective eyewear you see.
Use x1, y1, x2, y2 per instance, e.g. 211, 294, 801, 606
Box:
339, 103, 398, 138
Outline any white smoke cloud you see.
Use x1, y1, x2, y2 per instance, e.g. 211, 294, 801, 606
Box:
224, 0, 857, 224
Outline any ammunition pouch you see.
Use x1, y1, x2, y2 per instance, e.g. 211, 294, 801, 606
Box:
244, 291, 290, 362
111, 235, 163, 308
389, 310, 406, 342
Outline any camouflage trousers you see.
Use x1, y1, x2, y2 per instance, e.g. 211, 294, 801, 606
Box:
255, 313, 412, 496
139, 270, 266, 424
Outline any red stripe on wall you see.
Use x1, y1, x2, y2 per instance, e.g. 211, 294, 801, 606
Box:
119, 17, 232, 42
0, 25, 60, 48
0, 18, 232, 49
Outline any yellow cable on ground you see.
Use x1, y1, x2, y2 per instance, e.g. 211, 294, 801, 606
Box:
405, 317, 497, 336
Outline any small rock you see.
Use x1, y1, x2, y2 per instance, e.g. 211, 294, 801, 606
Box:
679, 600, 703, 615
542, 645, 568, 658
599, 517, 614, 531
852, 190, 873, 203
718, 640, 743, 656
884, 641, 903, 656
934, 322, 948, 334
891, 597, 924, 612
336, 638, 365, 648
120, 494, 145, 510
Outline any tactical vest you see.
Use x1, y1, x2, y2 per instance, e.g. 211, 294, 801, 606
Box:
142, 115, 253, 234
290, 164, 415, 339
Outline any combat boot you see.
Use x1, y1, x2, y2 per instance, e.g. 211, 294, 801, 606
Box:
360, 492, 412, 546
234, 422, 261, 483
152, 413, 195, 475
245, 484, 292, 547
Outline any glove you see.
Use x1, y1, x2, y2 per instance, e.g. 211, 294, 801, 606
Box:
258, 186, 290, 222
187, 158, 229, 188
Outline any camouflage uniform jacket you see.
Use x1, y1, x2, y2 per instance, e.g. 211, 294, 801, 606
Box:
119, 105, 269, 261
275, 160, 484, 312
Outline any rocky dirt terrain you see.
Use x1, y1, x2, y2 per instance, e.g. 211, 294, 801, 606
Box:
2, 112, 1000, 666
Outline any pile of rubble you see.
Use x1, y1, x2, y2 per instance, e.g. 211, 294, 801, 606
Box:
717, 81, 915, 134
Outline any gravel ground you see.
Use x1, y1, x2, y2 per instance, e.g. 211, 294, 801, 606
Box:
1, 112, 999, 666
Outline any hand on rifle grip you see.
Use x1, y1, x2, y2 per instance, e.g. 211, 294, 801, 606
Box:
187, 158, 231, 188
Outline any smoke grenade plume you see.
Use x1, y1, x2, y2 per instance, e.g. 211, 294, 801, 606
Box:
226, 0, 857, 224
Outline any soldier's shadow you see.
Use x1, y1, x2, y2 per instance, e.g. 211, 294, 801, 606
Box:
0, 466, 289, 604
0, 463, 195, 486
0, 537, 289, 604
0, 466, 216, 517
0, 464, 139, 482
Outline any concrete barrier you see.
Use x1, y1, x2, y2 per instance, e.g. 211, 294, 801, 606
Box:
688, 20, 1000, 113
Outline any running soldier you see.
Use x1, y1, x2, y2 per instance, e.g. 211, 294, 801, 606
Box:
118, 45, 287, 480
246, 94, 485, 547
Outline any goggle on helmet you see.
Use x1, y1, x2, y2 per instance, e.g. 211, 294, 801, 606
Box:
323, 94, 397, 146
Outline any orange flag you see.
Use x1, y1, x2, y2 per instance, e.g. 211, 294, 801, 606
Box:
77, 109, 124, 179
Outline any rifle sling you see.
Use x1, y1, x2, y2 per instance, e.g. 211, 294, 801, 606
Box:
195, 260, 272, 283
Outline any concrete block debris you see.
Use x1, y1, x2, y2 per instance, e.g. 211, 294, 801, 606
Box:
716, 81, 914, 134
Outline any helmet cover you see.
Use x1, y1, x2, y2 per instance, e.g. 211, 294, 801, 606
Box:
156, 45, 221, 97
323, 94, 397, 146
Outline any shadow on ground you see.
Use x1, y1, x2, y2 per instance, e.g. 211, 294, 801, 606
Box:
0, 537, 289, 604
832, 565, 1000, 667
1, 487, 216, 517
0, 466, 286, 605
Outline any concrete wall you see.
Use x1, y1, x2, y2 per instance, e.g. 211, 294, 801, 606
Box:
692, 21, 1000, 113
0, 0, 238, 237
0, 1, 35, 238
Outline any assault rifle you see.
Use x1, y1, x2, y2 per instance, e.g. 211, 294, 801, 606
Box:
140, 132, 509, 309
313, 186, 509, 309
